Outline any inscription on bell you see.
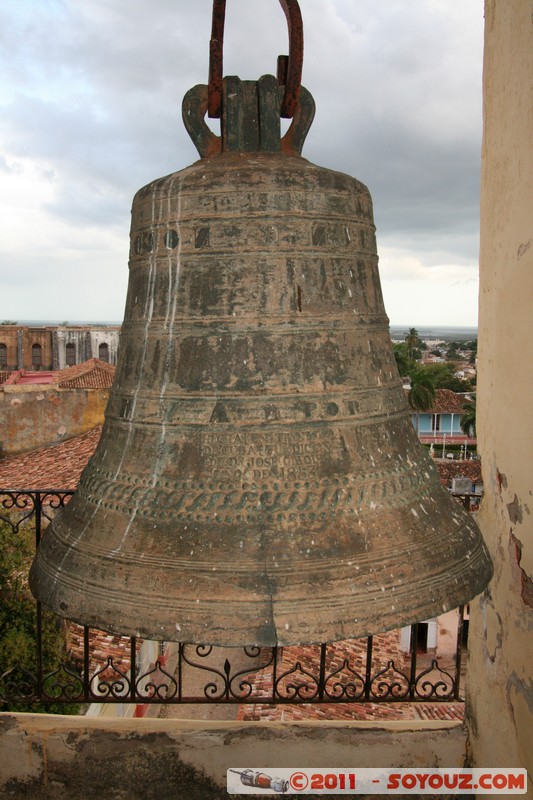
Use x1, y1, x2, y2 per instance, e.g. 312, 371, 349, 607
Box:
195, 226, 210, 248
164, 229, 179, 249
199, 429, 337, 482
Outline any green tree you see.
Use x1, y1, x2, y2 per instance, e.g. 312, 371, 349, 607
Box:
419, 362, 473, 393
0, 519, 80, 713
408, 368, 436, 434
460, 398, 477, 437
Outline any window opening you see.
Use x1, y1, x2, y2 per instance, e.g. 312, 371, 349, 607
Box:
32, 343, 42, 368
66, 343, 76, 366
98, 342, 110, 363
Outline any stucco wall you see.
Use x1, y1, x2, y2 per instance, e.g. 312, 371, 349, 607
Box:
0, 714, 466, 799
466, 0, 533, 790
0, 386, 108, 456
0, 326, 21, 370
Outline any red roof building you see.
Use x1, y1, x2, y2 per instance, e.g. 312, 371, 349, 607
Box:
408, 389, 476, 446
1, 358, 116, 389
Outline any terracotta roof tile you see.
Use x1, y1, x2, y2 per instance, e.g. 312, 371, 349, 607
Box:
435, 459, 482, 487
55, 358, 116, 389
0, 426, 101, 489
415, 703, 464, 721
427, 389, 468, 414
406, 387, 469, 414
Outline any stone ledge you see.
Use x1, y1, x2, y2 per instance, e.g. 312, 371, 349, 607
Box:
0, 712, 466, 800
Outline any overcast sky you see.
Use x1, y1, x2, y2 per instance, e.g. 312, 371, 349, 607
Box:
0, 0, 484, 327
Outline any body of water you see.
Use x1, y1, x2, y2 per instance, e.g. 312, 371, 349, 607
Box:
390, 325, 477, 341
10, 320, 477, 341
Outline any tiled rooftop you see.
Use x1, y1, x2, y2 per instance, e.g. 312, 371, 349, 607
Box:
235, 632, 465, 722
0, 359, 116, 389
236, 700, 464, 722
55, 358, 116, 389
417, 388, 469, 414
435, 459, 482, 487
0, 426, 102, 489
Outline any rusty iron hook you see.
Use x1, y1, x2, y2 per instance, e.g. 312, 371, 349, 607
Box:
208, 0, 303, 119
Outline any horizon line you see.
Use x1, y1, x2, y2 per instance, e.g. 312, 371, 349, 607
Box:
3, 319, 479, 330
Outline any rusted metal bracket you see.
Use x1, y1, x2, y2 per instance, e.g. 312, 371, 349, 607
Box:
183, 79, 315, 158
208, 0, 303, 119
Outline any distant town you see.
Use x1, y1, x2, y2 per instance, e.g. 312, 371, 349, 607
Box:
4, 320, 479, 339
1, 319, 478, 457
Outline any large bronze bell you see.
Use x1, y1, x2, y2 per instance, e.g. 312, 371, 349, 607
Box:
30, 0, 492, 646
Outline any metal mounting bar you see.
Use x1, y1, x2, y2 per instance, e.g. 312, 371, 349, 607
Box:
208, 0, 303, 119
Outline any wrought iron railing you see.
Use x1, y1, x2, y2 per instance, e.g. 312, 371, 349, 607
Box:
0, 489, 466, 710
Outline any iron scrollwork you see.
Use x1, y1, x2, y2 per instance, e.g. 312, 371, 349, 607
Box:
89, 658, 131, 700
43, 663, 84, 702
324, 658, 366, 701
414, 659, 455, 701
0, 663, 38, 703
0, 488, 464, 710
0, 491, 37, 533
180, 644, 275, 701
135, 660, 178, 701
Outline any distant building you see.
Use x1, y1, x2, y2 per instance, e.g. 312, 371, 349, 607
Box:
409, 388, 475, 446
0, 324, 120, 371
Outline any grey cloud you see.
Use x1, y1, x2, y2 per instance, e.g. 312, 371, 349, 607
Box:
0, 0, 484, 322
0, 155, 22, 175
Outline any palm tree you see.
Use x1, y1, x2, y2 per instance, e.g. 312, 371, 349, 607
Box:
460, 398, 477, 438
408, 369, 436, 435
405, 327, 423, 362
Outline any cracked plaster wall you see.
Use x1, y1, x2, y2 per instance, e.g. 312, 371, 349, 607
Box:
465, 1, 533, 790
0, 386, 109, 456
